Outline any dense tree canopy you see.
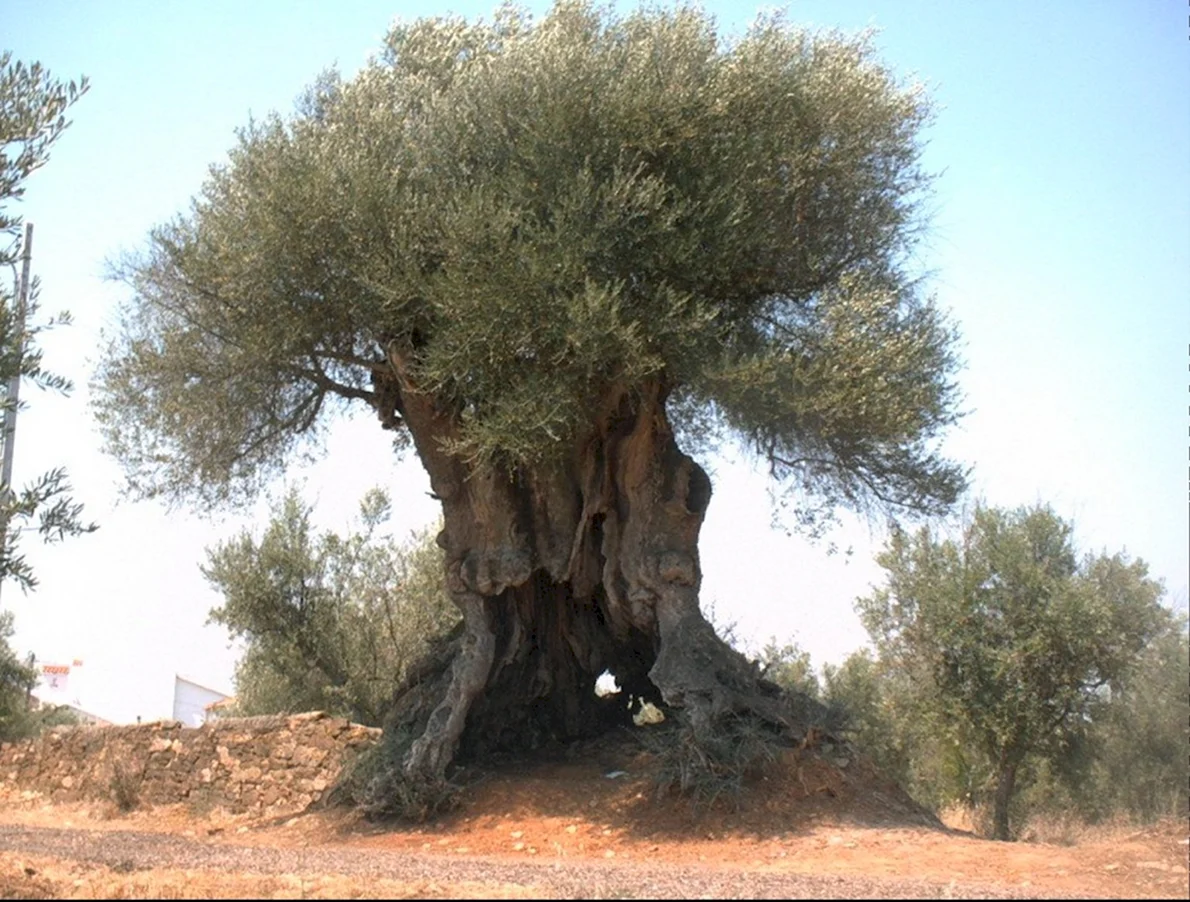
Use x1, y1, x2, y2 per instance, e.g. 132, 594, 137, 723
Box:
857, 503, 1169, 840
96, 1, 962, 523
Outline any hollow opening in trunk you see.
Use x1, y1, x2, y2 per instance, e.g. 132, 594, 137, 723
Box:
451, 570, 666, 762
593, 668, 669, 727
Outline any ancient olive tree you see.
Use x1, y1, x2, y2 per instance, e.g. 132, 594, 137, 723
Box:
857, 504, 1169, 840
95, 2, 964, 810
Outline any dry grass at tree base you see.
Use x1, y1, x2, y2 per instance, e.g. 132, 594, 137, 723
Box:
939, 800, 1190, 849
0, 731, 1186, 899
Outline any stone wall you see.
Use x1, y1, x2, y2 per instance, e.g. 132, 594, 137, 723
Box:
0, 711, 381, 817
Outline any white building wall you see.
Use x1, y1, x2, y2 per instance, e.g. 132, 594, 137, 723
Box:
172, 675, 230, 728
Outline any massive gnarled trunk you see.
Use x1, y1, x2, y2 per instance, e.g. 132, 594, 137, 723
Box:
373, 345, 802, 799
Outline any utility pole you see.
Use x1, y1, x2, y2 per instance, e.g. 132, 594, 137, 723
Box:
0, 222, 33, 610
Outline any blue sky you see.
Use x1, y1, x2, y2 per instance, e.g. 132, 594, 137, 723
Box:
3, 1, 1187, 724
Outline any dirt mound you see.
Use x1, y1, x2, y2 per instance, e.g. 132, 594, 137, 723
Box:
400, 728, 938, 847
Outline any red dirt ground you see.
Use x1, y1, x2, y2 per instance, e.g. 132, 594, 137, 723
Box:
1, 732, 1186, 898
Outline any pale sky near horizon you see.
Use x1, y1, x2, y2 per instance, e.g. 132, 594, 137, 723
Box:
2, 1, 1187, 725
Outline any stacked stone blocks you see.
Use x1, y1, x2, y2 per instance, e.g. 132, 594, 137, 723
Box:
0, 711, 380, 817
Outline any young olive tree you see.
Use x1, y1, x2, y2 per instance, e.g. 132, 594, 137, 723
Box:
1081, 615, 1190, 822
0, 53, 94, 592
857, 503, 1169, 840
757, 638, 820, 700
822, 650, 920, 795
0, 610, 36, 737
205, 488, 457, 726
95, 2, 964, 809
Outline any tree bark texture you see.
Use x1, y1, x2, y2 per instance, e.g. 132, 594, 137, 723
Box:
991, 760, 1018, 842
374, 347, 804, 795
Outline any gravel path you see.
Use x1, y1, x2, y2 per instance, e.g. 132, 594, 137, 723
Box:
0, 823, 1076, 899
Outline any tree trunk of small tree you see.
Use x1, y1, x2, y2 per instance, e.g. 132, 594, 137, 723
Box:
991, 759, 1018, 841
367, 348, 807, 811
